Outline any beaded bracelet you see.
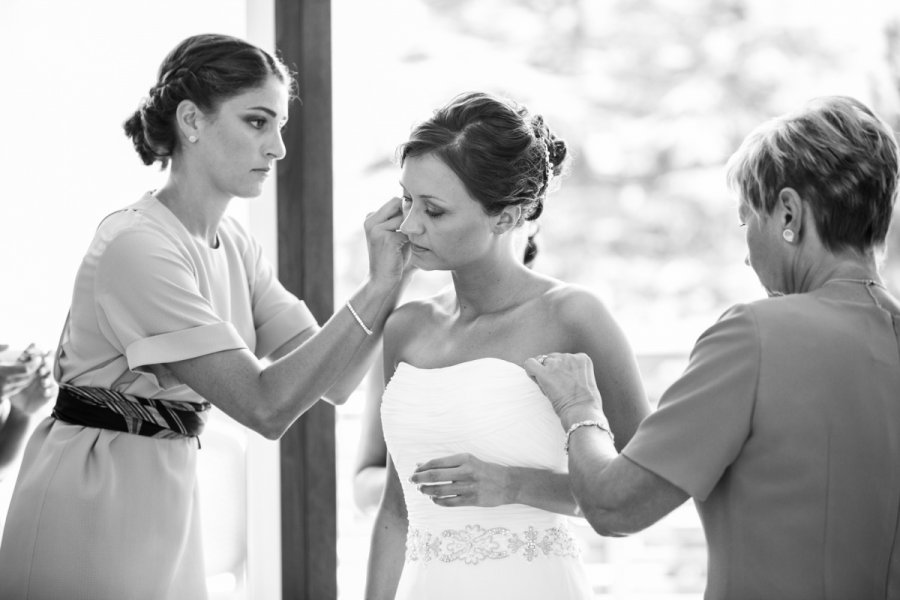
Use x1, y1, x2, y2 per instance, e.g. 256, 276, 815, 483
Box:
564, 419, 614, 455
346, 301, 373, 336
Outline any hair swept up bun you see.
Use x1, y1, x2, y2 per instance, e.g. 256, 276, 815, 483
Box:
123, 109, 159, 166
122, 33, 296, 168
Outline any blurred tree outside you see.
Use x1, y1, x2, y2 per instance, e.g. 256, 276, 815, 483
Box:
335, 0, 900, 353
332, 1, 900, 597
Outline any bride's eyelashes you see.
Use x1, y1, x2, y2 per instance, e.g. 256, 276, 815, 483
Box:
400, 195, 445, 219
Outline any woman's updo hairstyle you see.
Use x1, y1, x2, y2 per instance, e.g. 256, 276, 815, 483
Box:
399, 92, 567, 260
124, 34, 296, 168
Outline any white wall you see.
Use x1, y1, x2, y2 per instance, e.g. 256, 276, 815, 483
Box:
0, 0, 245, 349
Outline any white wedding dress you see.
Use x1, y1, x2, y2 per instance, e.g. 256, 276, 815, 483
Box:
381, 358, 594, 599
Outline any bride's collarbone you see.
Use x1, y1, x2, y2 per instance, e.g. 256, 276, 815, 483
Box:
454, 299, 540, 326
419, 326, 554, 365
443, 313, 531, 345
405, 300, 562, 361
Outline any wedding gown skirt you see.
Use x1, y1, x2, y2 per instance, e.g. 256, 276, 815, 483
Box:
381, 358, 594, 599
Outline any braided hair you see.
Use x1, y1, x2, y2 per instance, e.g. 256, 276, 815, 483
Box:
123, 34, 295, 167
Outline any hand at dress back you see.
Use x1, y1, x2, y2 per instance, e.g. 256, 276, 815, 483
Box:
0, 345, 33, 400
365, 197, 411, 289
9, 349, 56, 415
525, 352, 604, 423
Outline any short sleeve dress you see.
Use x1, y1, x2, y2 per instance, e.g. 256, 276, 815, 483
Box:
622, 282, 900, 599
0, 193, 317, 600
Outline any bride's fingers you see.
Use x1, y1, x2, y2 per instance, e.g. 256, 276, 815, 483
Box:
429, 494, 467, 507
411, 468, 458, 486
414, 454, 468, 472
410, 460, 468, 484
417, 482, 456, 497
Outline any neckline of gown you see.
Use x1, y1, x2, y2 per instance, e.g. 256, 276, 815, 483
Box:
396, 356, 527, 375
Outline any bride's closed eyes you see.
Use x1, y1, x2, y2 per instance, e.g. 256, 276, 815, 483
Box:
402, 195, 445, 219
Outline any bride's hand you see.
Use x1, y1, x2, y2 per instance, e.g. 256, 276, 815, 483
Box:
364, 197, 410, 289
409, 453, 512, 507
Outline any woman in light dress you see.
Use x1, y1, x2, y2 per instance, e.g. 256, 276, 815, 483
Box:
0, 34, 407, 599
365, 91, 650, 599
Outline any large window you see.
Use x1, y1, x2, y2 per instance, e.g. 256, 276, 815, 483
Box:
3, 2, 899, 598
332, 1, 900, 598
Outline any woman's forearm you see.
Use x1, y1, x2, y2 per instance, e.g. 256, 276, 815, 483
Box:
257, 278, 398, 429
557, 405, 624, 530
568, 434, 623, 535
166, 277, 398, 438
506, 467, 579, 516
525, 352, 690, 537
354, 466, 387, 513
322, 280, 404, 403
364, 506, 408, 599
366, 458, 408, 598
562, 405, 688, 537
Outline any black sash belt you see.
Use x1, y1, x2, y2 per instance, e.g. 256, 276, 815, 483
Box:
52, 384, 210, 440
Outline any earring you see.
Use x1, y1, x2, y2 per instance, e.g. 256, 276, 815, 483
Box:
782, 229, 795, 243
188, 135, 198, 143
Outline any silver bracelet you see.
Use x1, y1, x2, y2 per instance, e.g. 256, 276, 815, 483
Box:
564, 419, 614, 455
346, 300, 373, 336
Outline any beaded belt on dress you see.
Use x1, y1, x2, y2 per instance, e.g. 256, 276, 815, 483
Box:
406, 524, 580, 565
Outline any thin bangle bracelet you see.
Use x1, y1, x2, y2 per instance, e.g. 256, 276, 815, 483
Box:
346, 300, 373, 336
564, 419, 614, 455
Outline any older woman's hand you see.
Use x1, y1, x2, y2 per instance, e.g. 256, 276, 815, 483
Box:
524, 352, 605, 426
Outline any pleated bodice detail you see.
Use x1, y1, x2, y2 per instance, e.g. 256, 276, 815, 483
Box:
382, 358, 568, 533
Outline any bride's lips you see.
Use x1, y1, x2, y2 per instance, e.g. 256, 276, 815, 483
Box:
409, 242, 429, 253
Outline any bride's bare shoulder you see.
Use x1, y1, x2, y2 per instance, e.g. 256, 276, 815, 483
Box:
386, 288, 455, 332
538, 281, 617, 329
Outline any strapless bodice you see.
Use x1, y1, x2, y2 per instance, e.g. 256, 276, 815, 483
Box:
382, 358, 592, 598
381, 358, 568, 532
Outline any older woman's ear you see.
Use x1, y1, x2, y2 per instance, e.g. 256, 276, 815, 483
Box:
776, 187, 804, 243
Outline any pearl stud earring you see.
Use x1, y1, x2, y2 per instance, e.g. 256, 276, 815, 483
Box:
782, 229, 795, 243
188, 135, 198, 143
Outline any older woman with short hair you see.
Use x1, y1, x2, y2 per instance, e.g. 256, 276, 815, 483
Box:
526, 96, 900, 599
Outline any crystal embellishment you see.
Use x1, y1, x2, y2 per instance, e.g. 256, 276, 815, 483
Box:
406, 524, 580, 565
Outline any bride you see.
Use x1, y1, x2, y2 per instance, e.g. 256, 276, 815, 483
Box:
365, 91, 650, 599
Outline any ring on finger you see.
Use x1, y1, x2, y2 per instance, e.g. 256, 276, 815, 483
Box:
537, 354, 549, 365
